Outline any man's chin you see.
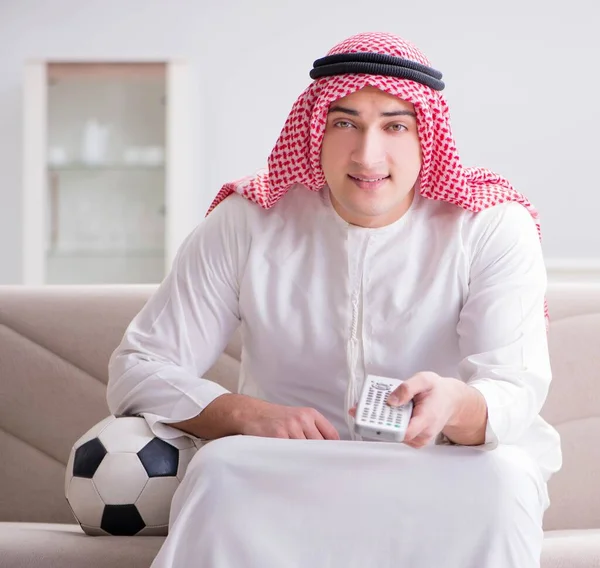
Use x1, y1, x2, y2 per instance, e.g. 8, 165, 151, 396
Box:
336, 190, 415, 228
335, 200, 396, 227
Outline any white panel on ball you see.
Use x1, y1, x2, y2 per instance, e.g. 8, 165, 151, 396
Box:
137, 526, 169, 536
73, 415, 116, 448
164, 435, 196, 450
65, 447, 75, 497
93, 453, 149, 505
80, 525, 110, 537
98, 416, 155, 453
135, 477, 180, 526
67, 477, 105, 527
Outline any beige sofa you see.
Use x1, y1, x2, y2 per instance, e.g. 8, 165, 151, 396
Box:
0, 283, 599, 568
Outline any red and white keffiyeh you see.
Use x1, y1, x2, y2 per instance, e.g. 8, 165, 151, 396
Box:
207, 31, 549, 324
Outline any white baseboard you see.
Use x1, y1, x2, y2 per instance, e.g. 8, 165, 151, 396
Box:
545, 259, 600, 282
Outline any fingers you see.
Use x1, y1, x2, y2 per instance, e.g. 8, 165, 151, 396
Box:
403, 411, 429, 443
267, 408, 340, 440
287, 424, 308, 439
314, 415, 341, 440
402, 404, 440, 448
302, 423, 325, 440
404, 434, 431, 449
388, 373, 435, 406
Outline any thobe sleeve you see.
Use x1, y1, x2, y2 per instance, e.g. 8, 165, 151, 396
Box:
106, 196, 246, 440
451, 202, 551, 448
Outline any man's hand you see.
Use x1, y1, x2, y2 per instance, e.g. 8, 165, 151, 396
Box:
172, 393, 340, 441
236, 398, 341, 440
349, 372, 484, 448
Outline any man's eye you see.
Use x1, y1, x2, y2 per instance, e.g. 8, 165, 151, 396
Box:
388, 124, 407, 132
334, 121, 354, 129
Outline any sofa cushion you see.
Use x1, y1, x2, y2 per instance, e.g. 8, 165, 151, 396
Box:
542, 529, 600, 567
0, 523, 163, 568
0, 523, 598, 568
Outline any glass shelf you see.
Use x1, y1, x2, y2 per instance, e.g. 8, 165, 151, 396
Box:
23, 59, 195, 285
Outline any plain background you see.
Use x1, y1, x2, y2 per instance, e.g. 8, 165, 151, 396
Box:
0, 0, 598, 283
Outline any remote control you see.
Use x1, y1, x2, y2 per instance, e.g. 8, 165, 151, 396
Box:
353, 375, 413, 442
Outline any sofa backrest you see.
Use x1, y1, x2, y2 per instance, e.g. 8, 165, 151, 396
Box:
0, 285, 242, 525
0, 283, 598, 530
541, 283, 600, 530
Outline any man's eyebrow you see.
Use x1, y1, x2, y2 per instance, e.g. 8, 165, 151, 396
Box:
328, 105, 416, 118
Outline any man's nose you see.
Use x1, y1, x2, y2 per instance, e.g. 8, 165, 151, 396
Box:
351, 130, 386, 169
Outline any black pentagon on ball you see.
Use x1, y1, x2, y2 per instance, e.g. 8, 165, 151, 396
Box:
101, 504, 145, 536
73, 438, 107, 478
137, 438, 179, 477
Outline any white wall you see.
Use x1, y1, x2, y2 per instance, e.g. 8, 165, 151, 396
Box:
1, 0, 598, 283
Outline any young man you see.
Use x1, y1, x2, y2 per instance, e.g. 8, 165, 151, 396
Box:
107, 32, 562, 567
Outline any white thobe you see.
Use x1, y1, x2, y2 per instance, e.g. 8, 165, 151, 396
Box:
107, 185, 562, 567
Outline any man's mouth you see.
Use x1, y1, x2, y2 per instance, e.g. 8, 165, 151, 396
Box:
348, 174, 390, 182
348, 174, 390, 190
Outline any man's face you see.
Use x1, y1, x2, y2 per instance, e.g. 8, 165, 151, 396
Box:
320, 86, 422, 228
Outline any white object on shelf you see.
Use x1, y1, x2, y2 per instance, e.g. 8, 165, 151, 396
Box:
123, 146, 143, 164
80, 118, 110, 165
123, 145, 165, 166
48, 146, 68, 165
142, 146, 164, 165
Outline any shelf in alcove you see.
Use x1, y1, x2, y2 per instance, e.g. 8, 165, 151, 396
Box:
47, 163, 165, 172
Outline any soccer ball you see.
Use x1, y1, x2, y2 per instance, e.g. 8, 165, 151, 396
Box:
65, 415, 199, 536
